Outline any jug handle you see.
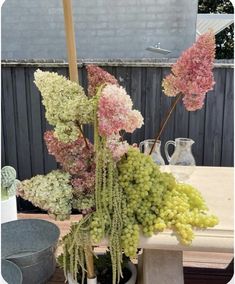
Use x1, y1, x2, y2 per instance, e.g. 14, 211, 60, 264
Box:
139, 141, 144, 153
165, 140, 176, 162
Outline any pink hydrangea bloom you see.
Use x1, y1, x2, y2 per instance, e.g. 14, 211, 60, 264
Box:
71, 172, 95, 197
182, 93, 206, 111
86, 65, 119, 97
161, 74, 180, 97
106, 134, 129, 161
162, 31, 215, 111
125, 110, 144, 133
98, 84, 143, 136
44, 131, 95, 197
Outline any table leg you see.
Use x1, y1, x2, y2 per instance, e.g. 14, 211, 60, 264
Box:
138, 249, 184, 284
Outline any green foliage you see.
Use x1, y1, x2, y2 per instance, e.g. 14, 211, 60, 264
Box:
198, 0, 233, 13
17, 170, 73, 220
198, 0, 234, 59
1, 166, 20, 200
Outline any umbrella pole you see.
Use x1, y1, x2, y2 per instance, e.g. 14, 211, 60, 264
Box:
62, 0, 90, 151
62, 0, 95, 281
62, 0, 79, 83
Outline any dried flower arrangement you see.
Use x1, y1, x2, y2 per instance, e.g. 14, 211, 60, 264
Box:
17, 32, 218, 284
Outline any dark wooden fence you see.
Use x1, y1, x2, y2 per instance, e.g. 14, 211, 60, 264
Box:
1, 60, 234, 210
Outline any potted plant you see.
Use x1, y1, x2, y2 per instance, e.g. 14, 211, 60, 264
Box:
59, 252, 137, 284
1, 166, 20, 224
17, 32, 218, 284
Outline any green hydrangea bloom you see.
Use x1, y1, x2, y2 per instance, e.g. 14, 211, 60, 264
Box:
72, 195, 95, 211
54, 121, 80, 143
34, 70, 94, 125
18, 170, 73, 220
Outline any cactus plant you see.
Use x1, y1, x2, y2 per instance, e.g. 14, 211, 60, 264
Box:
1, 166, 20, 201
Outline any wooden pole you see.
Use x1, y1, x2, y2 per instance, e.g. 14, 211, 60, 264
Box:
62, 0, 79, 83
62, 0, 95, 279
85, 246, 96, 279
62, 0, 89, 150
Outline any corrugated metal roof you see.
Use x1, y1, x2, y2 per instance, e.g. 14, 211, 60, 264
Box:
197, 14, 234, 36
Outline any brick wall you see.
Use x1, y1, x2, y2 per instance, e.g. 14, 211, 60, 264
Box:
1, 0, 198, 59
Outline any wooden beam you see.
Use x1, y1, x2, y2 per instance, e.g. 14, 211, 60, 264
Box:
62, 0, 79, 82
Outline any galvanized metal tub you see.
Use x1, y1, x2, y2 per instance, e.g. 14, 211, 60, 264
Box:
1, 219, 60, 284
1, 259, 23, 284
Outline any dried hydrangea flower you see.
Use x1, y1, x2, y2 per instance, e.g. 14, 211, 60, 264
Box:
106, 134, 130, 161
162, 31, 215, 111
54, 121, 80, 143
34, 69, 95, 124
98, 84, 144, 136
86, 64, 119, 97
44, 131, 95, 201
17, 170, 73, 221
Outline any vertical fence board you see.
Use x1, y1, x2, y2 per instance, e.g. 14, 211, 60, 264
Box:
130, 67, 144, 144
140, 67, 147, 144
203, 69, 226, 166
174, 99, 189, 139
188, 108, 206, 166
81, 66, 94, 141
221, 68, 234, 166
116, 66, 132, 143
160, 67, 175, 162
144, 67, 162, 140
14, 67, 32, 180
41, 104, 57, 173
1, 118, 6, 166
39, 67, 57, 174
1, 68, 18, 171
78, 66, 83, 87
26, 68, 44, 175
81, 65, 88, 94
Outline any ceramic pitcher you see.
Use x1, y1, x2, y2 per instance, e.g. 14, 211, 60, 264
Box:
164, 138, 196, 181
139, 139, 165, 165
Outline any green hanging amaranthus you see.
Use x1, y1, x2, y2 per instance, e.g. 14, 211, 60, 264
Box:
58, 214, 93, 284
92, 85, 124, 284
59, 84, 124, 284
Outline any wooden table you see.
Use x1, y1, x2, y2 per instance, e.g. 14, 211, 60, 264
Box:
18, 166, 234, 284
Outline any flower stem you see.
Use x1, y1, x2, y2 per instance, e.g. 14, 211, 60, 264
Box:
76, 122, 90, 150
149, 93, 181, 155
119, 130, 128, 159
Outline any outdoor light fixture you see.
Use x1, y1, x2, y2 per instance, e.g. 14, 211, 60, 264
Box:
146, 42, 171, 54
